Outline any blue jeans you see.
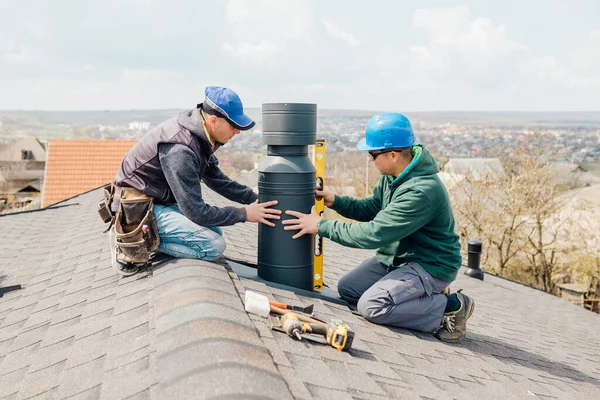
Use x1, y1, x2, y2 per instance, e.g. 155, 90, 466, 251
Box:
153, 204, 226, 261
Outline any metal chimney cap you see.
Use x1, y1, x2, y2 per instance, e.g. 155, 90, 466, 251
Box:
262, 103, 317, 113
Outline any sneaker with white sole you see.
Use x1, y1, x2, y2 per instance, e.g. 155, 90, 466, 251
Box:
434, 290, 475, 342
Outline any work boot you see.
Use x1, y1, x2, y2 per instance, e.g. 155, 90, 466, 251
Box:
109, 228, 139, 277
434, 290, 474, 343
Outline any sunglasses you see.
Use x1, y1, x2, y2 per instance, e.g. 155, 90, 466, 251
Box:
368, 149, 400, 160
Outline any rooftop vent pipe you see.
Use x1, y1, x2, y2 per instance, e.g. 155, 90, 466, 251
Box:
464, 240, 484, 280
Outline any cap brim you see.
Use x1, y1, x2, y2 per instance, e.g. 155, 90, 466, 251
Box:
357, 138, 385, 151
227, 113, 255, 131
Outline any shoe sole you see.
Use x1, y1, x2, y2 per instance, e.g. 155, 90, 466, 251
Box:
466, 297, 475, 320
461, 295, 475, 342
109, 229, 139, 277
114, 262, 139, 277
112, 253, 139, 277
457, 290, 475, 320
449, 294, 474, 343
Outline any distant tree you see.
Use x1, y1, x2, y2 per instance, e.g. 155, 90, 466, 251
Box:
216, 149, 255, 172
517, 159, 569, 291
325, 152, 379, 198
549, 187, 600, 291
449, 137, 598, 293
229, 152, 255, 171
450, 167, 528, 276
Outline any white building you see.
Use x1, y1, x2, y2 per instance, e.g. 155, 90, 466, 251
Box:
129, 121, 151, 131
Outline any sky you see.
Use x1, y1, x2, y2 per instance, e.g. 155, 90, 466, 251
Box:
0, 0, 599, 111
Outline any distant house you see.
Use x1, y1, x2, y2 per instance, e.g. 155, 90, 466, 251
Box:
443, 157, 505, 180
0, 138, 47, 210
42, 140, 137, 207
557, 279, 600, 313
0, 138, 46, 162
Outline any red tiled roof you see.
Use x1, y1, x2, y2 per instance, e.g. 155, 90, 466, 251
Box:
43, 140, 137, 207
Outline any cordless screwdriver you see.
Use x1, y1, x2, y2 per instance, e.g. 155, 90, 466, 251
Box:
281, 312, 354, 352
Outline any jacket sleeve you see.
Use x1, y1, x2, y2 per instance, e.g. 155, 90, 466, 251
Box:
158, 143, 247, 226
329, 178, 383, 221
318, 188, 432, 249
202, 155, 258, 205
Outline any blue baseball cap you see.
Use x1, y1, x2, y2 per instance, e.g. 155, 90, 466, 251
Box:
201, 86, 255, 131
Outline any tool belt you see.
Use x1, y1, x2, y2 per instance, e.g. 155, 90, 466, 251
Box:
98, 183, 160, 264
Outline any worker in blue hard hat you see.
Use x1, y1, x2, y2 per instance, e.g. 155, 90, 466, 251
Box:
284, 112, 473, 343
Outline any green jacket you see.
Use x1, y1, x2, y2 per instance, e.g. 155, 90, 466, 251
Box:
318, 145, 462, 282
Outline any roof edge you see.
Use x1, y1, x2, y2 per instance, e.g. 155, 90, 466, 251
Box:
0, 183, 107, 218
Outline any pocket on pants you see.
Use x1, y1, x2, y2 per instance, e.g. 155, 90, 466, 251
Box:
376, 274, 427, 305
406, 263, 436, 296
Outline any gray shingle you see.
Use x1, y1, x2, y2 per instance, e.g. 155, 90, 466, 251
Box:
305, 384, 354, 400
156, 302, 251, 333
277, 365, 314, 399
161, 366, 292, 400
0, 366, 27, 398
159, 339, 278, 385
100, 367, 154, 400
157, 318, 263, 354
17, 359, 65, 400
324, 360, 386, 395
287, 353, 348, 391
261, 336, 292, 367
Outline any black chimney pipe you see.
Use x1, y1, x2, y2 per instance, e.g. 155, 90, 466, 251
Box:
257, 103, 317, 290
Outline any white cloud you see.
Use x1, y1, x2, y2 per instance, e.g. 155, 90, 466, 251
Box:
571, 30, 600, 87
575, 31, 600, 68
412, 6, 528, 69
222, 40, 278, 65
222, 0, 315, 63
0, 40, 22, 57
407, 45, 448, 76
225, 0, 311, 39
349, 6, 538, 110
408, 6, 600, 98
322, 19, 361, 47
520, 30, 600, 90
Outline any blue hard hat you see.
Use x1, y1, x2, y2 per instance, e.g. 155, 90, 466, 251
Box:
357, 112, 416, 151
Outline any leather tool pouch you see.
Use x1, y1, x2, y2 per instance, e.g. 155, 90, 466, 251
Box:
113, 187, 160, 264
98, 183, 115, 224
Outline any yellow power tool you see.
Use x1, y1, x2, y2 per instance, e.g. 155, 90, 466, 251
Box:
281, 312, 354, 352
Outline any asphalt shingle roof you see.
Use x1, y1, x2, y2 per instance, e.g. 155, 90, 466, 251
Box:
1, 185, 599, 399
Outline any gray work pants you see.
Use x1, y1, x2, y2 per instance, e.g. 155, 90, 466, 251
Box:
338, 257, 449, 333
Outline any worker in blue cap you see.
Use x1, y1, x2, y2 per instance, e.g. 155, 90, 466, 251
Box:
284, 112, 473, 343
109, 86, 281, 276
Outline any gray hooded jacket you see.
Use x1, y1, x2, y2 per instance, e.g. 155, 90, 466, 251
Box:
115, 108, 257, 227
